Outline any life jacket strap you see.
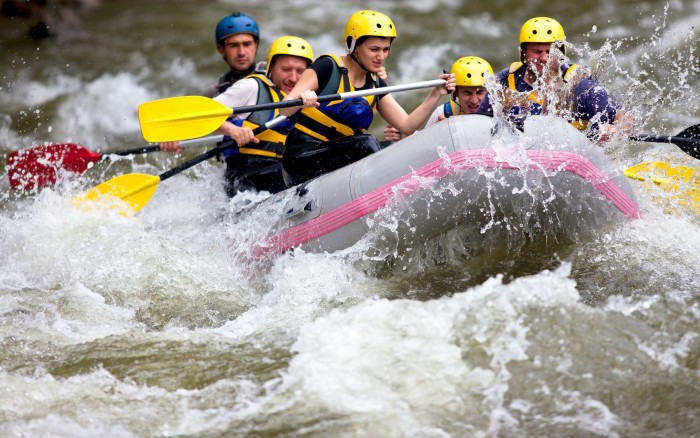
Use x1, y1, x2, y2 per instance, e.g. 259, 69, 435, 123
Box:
238, 147, 283, 159
294, 111, 359, 142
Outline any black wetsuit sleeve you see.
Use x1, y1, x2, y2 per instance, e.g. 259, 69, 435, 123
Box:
310, 56, 335, 94
311, 56, 388, 100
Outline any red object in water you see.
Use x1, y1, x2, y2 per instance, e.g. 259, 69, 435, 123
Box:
7, 143, 102, 190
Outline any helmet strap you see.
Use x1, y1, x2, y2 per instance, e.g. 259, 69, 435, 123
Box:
346, 37, 357, 55
349, 53, 371, 74
267, 56, 276, 79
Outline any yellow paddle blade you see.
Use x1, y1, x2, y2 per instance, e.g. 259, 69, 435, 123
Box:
625, 161, 700, 214
625, 162, 672, 185
138, 96, 232, 142
72, 173, 162, 216
625, 161, 696, 185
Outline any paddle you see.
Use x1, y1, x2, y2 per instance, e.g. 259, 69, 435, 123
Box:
624, 124, 699, 200
6, 135, 224, 191
72, 116, 287, 215
625, 161, 696, 185
629, 124, 700, 159
138, 79, 447, 142
624, 161, 699, 212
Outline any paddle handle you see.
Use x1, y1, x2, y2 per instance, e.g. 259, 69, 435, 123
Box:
158, 116, 287, 182
230, 79, 447, 115
630, 134, 700, 159
111, 135, 226, 156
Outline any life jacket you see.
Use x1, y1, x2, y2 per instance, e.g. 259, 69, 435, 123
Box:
442, 100, 466, 118
206, 61, 267, 98
506, 62, 588, 131
292, 54, 380, 142
224, 74, 288, 159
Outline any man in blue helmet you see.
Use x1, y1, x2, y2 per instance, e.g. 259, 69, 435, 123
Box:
203, 12, 267, 98
160, 17, 315, 196
161, 12, 266, 153
161, 12, 265, 151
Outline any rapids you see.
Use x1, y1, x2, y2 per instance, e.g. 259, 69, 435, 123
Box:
1, 0, 699, 436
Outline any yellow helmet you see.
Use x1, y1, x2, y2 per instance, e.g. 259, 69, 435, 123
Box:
266, 36, 314, 75
518, 17, 566, 60
450, 56, 493, 87
344, 10, 397, 54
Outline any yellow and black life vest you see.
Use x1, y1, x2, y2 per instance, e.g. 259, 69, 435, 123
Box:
235, 74, 287, 158
442, 100, 466, 118
506, 62, 589, 131
292, 54, 380, 142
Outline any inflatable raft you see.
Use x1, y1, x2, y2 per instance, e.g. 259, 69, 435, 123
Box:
237, 114, 639, 260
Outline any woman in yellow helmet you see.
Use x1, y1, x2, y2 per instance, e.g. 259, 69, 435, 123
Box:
477, 17, 633, 143
278, 10, 455, 187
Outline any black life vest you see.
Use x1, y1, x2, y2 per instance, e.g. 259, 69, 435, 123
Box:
292, 54, 380, 142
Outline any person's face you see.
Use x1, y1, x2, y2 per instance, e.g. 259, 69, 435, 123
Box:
354, 36, 392, 73
269, 55, 308, 94
217, 33, 258, 73
523, 42, 560, 77
455, 85, 487, 113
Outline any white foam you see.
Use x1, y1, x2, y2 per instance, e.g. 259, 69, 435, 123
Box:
252, 265, 594, 434
2, 73, 83, 108
54, 73, 156, 146
209, 250, 379, 341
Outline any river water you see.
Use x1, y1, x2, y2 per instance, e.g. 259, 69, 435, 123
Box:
1, 0, 699, 436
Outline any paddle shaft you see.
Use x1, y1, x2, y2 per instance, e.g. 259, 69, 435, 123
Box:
228, 79, 447, 115
158, 117, 286, 182
138, 79, 447, 142
110, 134, 225, 156
629, 135, 700, 159
145, 79, 443, 180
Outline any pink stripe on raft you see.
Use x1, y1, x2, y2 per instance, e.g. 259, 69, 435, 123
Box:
253, 149, 640, 257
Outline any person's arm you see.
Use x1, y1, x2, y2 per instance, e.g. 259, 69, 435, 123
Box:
424, 105, 446, 128
377, 66, 388, 81
575, 78, 633, 143
212, 121, 258, 146
597, 111, 634, 143
383, 124, 403, 142
213, 78, 258, 113
279, 67, 320, 117
211, 79, 261, 146
378, 72, 455, 136
159, 141, 183, 154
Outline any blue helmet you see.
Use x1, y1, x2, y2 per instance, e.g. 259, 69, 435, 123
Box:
215, 12, 260, 45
